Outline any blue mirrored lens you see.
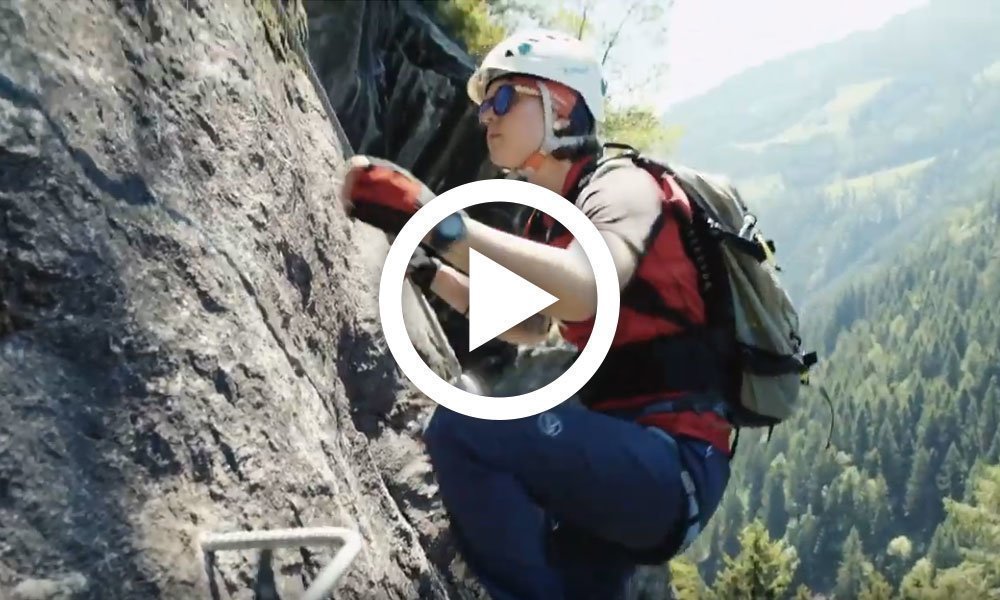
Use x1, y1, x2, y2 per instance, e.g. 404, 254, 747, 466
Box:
492, 85, 514, 115
479, 84, 516, 118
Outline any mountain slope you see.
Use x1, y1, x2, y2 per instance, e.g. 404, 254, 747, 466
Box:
685, 181, 1000, 594
660, 0, 1000, 304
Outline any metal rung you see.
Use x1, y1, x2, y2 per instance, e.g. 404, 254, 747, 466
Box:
201, 527, 363, 600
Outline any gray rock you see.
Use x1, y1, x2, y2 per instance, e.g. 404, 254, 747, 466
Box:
11, 572, 88, 600
304, 0, 530, 377
486, 341, 580, 397
0, 0, 469, 597
0, 0, 674, 598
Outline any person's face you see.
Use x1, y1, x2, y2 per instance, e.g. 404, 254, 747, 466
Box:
479, 78, 546, 169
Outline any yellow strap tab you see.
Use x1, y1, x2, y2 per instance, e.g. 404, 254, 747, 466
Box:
755, 232, 778, 266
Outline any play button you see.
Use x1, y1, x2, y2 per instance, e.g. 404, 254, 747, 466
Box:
467, 249, 559, 351
377, 177, 620, 420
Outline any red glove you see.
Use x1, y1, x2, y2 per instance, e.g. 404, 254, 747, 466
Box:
340, 155, 436, 236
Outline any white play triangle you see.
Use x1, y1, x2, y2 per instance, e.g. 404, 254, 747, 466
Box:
467, 249, 559, 351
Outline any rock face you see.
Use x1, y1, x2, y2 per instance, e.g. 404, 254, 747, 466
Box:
0, 0, 475, 597
302, 0, 493, 193
303, 0, 528, 380
0, 0, 678, 598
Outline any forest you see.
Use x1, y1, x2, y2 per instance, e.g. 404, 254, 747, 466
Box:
668, 187, 1000, 598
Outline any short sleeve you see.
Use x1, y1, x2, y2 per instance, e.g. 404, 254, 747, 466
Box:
575, 164, 664, 256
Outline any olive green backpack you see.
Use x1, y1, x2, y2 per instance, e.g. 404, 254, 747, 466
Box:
604, 143, 820, 433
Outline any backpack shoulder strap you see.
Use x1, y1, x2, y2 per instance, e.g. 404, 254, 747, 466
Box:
525, 155, 604, 242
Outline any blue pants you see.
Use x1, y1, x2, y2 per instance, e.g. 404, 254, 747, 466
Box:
423, 400, 730, 600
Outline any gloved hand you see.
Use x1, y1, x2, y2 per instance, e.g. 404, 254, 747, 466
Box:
340, 155, 436, 237
406, 245, 441, 294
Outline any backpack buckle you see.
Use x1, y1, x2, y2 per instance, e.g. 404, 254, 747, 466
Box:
738, 214, 758, 239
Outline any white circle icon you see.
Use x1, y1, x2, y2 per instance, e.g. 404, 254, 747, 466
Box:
378, 178, 621, 420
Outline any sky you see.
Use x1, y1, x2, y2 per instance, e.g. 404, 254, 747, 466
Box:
598, 0, 930, 110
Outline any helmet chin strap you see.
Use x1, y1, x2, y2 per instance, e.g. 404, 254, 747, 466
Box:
509, 82, 595, 179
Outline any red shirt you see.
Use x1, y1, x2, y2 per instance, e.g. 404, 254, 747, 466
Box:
526, 156, 733, 455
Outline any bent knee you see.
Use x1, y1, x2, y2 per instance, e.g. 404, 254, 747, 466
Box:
677, 439, 730, 522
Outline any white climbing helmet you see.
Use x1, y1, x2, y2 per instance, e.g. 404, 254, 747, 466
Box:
468, 29, 606, 124
468, 29, 607, 171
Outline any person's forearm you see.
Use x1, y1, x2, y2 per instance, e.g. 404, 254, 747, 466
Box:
429, 264, 470, 316
429, 264, 554, 346
434, 219, 600, 323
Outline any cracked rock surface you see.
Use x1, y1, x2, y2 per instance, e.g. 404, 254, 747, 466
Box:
0, 0, 475, 598
0, 0, 675, 598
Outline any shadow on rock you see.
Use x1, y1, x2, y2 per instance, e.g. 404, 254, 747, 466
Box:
0, 72, 155, 208
0, 167, 169, 598
335, 321, 405, 436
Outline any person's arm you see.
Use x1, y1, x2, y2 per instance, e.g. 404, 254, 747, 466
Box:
429, 263, 556, 345
427, 168, 662, 324
429, 222, 636, 323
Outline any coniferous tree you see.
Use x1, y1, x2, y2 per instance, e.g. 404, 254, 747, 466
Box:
711, 520, 798, 600
936, 442, 964, 501
667, 556, 708, 600
747, 470, 765, 521
926, 518, 962, 569
988, 430, 1000, 463
977, 378, 999, 455
717, 489, 745, 561
905, 447, 937, 523
899, 558, 937, 600
859, 568, 895, 600
786, 431, 814, 511
937, 463, 1000, 593
863, 446, 882, 475
944, 346, 962, 389
835, 527, 870, 600
930, 564, 991, 598
878, 420, 906, 507
854, 405, 873, 458
787, 510, 821, 588
761, 460, 788, 540
867, 474, 892, 548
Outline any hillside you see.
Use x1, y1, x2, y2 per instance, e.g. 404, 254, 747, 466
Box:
661, 0, 1000, 304
602, 0, 1000, 594
676, 182, 1000, 596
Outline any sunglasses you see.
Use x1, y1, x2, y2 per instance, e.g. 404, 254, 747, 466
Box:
478, 83, 540, 121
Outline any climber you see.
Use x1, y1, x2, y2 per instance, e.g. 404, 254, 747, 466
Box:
339, 29, 732, 600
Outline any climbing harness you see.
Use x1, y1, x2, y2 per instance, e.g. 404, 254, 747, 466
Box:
646, 427, 703, 556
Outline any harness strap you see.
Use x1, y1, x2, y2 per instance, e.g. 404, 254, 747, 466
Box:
635, 395, 731, 420
577, 333, 729, 407
522, 155, 597, 244
646, 427, 703, 555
